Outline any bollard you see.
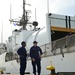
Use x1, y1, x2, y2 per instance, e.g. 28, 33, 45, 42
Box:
46, 61, 56, 75
0, 70, 4, 74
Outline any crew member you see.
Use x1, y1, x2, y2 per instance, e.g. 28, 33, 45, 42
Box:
30, 41, 43, 75
17, 41, 27, 75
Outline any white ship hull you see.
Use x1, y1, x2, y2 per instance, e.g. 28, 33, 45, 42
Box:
0, 46, 75, 74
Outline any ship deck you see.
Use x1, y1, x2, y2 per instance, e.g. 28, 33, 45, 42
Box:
1, 73, 75, 75
1, 72, 75, 75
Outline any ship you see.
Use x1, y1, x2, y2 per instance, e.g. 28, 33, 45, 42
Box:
0, 0, 75, 75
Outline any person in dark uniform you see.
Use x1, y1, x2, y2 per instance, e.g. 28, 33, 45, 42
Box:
30, 41, 43, 75
17, 41, 27, 75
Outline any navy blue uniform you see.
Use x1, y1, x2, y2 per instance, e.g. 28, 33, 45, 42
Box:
17, 47, 27, 75
30, 46, 43, 75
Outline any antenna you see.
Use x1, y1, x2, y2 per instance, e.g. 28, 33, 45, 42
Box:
32, 8, 38, 31
35, 8, 37, 21
1, 20, 3, 43
47, 0, 49, 13
9, 4, 13, 34
10, 4, 12, 24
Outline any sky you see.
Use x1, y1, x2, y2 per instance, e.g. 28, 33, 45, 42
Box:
0, 0, 75, 43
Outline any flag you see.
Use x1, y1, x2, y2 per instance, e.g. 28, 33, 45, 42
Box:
13, 22, 16, 26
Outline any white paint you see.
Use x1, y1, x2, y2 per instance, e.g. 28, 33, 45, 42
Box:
0, 51, 75, 74
0, 13, 75, 74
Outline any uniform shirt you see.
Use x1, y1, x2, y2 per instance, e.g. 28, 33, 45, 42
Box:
17, 47, 27, 59
30, 46, 43, 61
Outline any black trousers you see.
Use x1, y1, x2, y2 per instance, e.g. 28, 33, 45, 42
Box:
32, 60, 41, 74
20, 58, 26, 75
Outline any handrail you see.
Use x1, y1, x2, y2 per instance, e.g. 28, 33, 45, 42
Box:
5, 34, 75, 62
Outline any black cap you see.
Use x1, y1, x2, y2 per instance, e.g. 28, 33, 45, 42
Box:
21, 41, 26, 45
33, 41, 38, 44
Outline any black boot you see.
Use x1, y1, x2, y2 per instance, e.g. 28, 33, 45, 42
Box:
34, 73, 36, 75
38, 73, 40, 75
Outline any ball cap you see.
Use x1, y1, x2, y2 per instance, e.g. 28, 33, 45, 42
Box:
33, 41, 38, 44
21, 41, 26, 45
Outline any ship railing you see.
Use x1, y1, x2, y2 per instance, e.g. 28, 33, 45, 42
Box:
26, 34, 75, 60
52, 34, 75, 51
51, 36, 67, 55
5, 34, 75, 62
43, 34, 75, 57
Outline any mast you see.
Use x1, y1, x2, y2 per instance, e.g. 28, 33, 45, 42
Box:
9, 0, 28, 30
23, 0, 26, 30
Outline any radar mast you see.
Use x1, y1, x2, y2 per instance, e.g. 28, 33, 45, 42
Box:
9, 0, 30, 30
